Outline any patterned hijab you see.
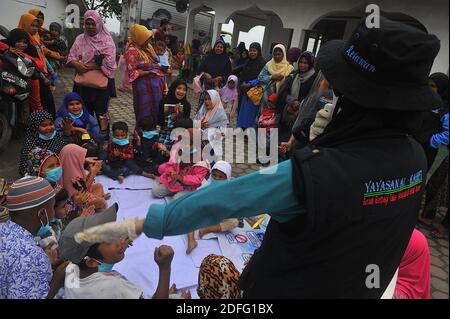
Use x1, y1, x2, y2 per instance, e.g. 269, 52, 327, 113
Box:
128, 24, 158, 64
197, 254, 241, 299
67, 10, 116, 78
19, 111, 67, 176
26, 147, 60, 177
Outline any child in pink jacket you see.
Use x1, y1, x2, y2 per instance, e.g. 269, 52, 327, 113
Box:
152, 132, 210, 198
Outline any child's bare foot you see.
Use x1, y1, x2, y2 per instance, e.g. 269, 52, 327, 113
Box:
103, 193, 111, 200
117, 176, 125, 184
186, 240, 198, 254
142, 172, 155, 179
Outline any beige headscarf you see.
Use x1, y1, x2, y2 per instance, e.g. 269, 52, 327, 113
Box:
265, 44, 293, 90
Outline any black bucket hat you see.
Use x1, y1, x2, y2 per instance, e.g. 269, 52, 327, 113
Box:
316, 16, 441, 111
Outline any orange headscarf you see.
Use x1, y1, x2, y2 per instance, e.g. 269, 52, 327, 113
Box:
28, 8, 41, 17
18, 13, 47, 73
128, 24, 158, 64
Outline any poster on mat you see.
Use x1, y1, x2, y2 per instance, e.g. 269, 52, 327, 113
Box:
216, 229, 265, 273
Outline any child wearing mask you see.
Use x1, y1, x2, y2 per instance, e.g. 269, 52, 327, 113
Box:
134, 117, 169, 175
60, 204, 175, 299
55, 92, 100, 145
102, 121, 154, 183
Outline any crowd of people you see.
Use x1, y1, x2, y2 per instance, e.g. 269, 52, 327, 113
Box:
0, 8, 448, 299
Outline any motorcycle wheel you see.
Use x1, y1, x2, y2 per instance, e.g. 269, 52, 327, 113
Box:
0, 113, 12, 153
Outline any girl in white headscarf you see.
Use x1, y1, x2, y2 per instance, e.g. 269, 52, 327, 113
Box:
195, 89, 229, 130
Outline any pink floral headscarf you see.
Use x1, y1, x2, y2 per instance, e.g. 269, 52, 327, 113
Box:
67, 10, 117, 78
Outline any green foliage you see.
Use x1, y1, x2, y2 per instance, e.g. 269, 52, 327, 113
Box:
85, 0, 122, 19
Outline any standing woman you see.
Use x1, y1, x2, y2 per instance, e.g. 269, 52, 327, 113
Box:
197, 38, 232, 109
67, 10, 117, 138
236, 42, 266, 129
257, 44, 293, 115
124, 24, 164, 127
18, 13, 57, 116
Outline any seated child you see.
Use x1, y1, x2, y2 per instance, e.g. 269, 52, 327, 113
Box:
152, 121, 210, 200
135, 117, 169, 175
59, 143, 108, 210
26, 147, 63, 187
101, 121, 154, 183
219, 75, 239, 119
59, 204, 174, 299
55, 92, 101, 146
187, 161, 240, 254
197, 254, 241, 299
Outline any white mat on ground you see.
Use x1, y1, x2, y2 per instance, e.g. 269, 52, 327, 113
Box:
93, 175, 222, 298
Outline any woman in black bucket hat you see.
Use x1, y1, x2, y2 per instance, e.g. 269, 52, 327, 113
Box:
73, 16, 441, 298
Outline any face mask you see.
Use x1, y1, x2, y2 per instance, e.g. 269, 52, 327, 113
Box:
36, 209, 51, 237
45, 166, 62, 183
143, 131, 158, 139
69, 109, 84, 119
112, 137, 129, 146
38, 130, 56, 141
98, 262, 114, 272
190, 148, 197, 155
50, 216, 60, 223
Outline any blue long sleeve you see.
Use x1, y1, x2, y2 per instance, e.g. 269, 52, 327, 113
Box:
430, 113, 449, 149
143, 160, 305, 239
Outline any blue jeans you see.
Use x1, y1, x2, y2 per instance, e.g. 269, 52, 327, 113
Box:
102, 159, 142, 180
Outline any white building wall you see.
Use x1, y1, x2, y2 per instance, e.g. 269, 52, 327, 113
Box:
0, 0, 68, 33
189, 0, 449, 73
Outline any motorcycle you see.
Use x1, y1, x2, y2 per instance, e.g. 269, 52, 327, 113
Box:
0, 25, 36, 152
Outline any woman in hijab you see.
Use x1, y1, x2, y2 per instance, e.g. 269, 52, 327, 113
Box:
58, 143, 107, 210
19, 111, 68, 176
18, 13, 61, 116
256, 44, 293, 122
124, 24, 164, 127
4, 28, 45, 112
67, 10, 117, 137
54, 92, 100, 145
195, 90, 229, 130
233, 49, 249, 77
197, 38, 232, 109
220, 75, 239, 119
277, 51, 317, 141
158, 79, 192, 150
236, 42, 267, 129
197, 254, 241, 299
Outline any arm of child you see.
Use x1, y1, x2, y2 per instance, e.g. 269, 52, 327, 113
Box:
152, 245, 174, 299
180, 167, 207, 186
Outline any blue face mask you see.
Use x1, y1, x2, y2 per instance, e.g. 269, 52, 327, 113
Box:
142, 131, 158, 139
50, 216, 60, 224
36, 209, 52, 237
69, 109, 84, 119
112, 137, 129, 146
98, 263, 114, 272
45, 166, 62, 183
38, 130, 56, 141
190, 148, 197, 155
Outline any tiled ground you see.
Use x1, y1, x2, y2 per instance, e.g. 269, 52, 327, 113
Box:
1, 68, 447, 298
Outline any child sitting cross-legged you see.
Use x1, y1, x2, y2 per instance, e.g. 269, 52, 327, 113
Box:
151, 118, 210, 201
101, 121, 154, 183
59, 203, 175, 299
134, 117, 170, 176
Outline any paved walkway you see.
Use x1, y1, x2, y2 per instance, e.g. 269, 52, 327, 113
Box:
1, 68, 447, 299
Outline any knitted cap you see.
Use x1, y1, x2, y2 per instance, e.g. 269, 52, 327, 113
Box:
6, 176, 55, 211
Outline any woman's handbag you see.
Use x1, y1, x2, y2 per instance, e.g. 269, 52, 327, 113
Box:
246, 86, 264, 106
74, 69, 108, 89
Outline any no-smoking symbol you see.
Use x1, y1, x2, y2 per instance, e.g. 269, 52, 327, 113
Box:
235, 234, 248, 243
